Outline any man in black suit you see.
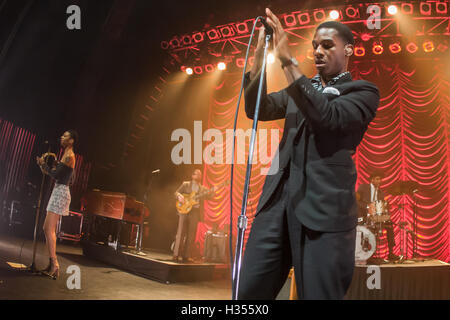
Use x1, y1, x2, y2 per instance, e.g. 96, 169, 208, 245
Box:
356, 172, 399, 261
237, 9, 380, 299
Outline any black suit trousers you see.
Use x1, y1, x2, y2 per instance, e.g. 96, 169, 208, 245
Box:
238, 170, 356, 300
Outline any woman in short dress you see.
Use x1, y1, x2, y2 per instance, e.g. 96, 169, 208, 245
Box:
36, 130, 77, 279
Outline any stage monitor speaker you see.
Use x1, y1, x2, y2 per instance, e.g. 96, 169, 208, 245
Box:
204, 231, 228, 263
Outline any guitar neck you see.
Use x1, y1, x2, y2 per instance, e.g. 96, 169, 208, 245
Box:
196, 181, 227, 199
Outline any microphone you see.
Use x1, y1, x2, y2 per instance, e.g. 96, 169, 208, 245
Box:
152, 169, 160, 174
260, 17, 273, 35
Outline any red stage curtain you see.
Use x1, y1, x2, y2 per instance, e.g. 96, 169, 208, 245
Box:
197, 61, 450, 262
0, 118, 36, 198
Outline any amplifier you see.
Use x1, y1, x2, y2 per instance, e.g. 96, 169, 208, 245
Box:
204, 231, 228, 263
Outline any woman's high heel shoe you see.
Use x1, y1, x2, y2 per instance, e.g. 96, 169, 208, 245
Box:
42, 258, 60, 280
41, 258, 52, 273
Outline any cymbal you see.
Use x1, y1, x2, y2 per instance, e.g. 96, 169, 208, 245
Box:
387, 180, 420, 195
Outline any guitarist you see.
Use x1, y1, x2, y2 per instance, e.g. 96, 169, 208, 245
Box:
173, 169, 215, 262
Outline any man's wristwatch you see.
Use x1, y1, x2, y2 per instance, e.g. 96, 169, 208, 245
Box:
281, 57, 299, 69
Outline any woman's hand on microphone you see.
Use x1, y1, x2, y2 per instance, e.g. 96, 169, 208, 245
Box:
36, 156, 44, 166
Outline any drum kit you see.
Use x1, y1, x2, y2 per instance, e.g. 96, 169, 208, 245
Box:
355, 180, 420, 265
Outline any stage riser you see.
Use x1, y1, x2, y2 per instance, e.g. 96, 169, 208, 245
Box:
346, 265, 450, 299
81, 241, 227, 283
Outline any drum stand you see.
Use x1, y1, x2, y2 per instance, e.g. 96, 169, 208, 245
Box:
366, 220, 386, 265
391, 220, 416, 264
410, 192, 424, 261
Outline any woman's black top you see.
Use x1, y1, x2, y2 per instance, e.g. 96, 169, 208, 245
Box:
42, 162, 74, 185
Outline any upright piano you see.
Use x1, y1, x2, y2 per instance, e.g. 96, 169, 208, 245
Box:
83, 190, 148, 251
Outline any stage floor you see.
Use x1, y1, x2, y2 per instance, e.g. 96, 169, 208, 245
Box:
0, 234, 231, 300
0, 234, 448, 299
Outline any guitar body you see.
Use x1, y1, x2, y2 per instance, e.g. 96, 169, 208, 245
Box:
176, 192, 199, 215
175, 180, 229, 215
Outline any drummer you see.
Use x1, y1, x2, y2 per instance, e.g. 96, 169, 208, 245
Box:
356, 171, 399, 261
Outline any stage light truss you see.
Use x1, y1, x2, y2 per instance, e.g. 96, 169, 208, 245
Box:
160, 1, 449, 73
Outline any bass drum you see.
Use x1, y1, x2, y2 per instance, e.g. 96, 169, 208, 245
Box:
355, 225, 376, 263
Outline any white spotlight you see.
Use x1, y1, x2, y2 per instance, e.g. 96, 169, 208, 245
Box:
218, 62, 226, 70
387, 5, 398, 15
329, 10, 340, 20
185, 67, 193, 75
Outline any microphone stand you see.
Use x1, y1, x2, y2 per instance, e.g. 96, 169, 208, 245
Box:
134, 169, 159, 256
29, 144, 52, 272
232, 33, 271, 300
9, 143, 51, 273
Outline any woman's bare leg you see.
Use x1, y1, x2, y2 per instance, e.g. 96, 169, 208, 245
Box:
43, 212, 60, 259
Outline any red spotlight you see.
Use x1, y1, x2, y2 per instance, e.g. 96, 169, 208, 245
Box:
298, 12, 310, 25
406, 42, 418, 53
235, 58, 245, 68
220, 26, 234, 37
360, 33, 372, 42
401, 3, 414, 15
283, 13, 297, 27
420, 2, 432, 15
372, 42, 384, 55
192, 32, 204, 43
354, 45, 366, 57
206, 29, 220, 40
193, 66, 203, 74
204, 64, 214, 73
436, 2, 448, 14
235, 22, 249, 34
389, 42, 402, 54
313, 9, 326, 22
423, 41, 435, 53
345, 6, 359, 18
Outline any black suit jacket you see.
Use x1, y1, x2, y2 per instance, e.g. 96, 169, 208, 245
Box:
356, 183, 386, 217
244, 71, 379, 232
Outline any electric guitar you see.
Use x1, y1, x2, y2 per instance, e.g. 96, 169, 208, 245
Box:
175, 180, 229, 215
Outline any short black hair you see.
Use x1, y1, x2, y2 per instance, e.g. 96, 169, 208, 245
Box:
316, 21, 354, 45
369, 171, 384, 180
67, 129, 78, 147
